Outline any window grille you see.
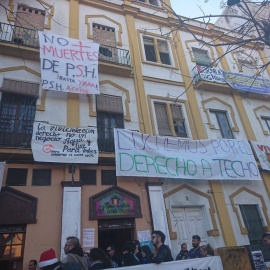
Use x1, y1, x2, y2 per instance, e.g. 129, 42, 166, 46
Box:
240, 204, 270, 261
32, 169, 51, 186
101, 170, 117, 186
6, 168, 28, 186
80, 170, 96, 185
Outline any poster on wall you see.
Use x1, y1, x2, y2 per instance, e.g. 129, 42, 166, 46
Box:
114, 129, 261, 180
251, 250, 267, 270
83, 228, 95, 248
137, 230, 153, 252
31, 122, 98, 163
38, 32, 100, 94
251, 141, 270, 171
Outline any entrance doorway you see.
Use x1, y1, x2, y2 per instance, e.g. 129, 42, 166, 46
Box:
98, 219, 134, 256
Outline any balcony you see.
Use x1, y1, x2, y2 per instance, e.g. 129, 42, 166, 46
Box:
0, 22, 132, 74
192, 65, 231, 92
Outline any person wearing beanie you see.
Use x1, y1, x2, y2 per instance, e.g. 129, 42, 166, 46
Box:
62, 236, 88, 270
39, 248, 62, 270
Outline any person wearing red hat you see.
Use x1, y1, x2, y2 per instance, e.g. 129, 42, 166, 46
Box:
39, 248, 62, 270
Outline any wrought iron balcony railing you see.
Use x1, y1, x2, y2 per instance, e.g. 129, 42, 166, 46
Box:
0, 22, 131, 67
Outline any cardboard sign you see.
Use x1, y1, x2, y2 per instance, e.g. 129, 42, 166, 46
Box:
251, 141, 270, 171
114, 129, 261, 180
31, 122, 98, 163
38, 32, 99, 94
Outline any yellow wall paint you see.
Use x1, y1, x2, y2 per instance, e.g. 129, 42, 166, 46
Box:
67, 0, 80, 127
173, 30, 237, 247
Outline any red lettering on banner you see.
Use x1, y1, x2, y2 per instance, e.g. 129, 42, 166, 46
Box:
266, 153, 270, 162
257, 144, 270, 152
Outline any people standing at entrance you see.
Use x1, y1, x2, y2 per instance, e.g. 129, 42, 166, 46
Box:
29, 260, 38, 270
62, 236, 88, 270
151, 230, 173, 264
132, 240, 143, 264
200, 244, 214, 257
141, 245, 153, 264
106, 244, 122, 267
122, 244, 140, 266
39, 248, 62, 270
88, 248, 112, 269
176, 243, 188, 260
262, 233, 270, 249
187, 235, 202, 259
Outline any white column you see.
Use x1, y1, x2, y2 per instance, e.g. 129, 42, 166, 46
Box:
60, 186, 81, 260
148, 184, 171, 248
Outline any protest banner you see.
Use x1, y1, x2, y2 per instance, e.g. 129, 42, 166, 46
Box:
38, 32, 99, 94
108, 256, 223, 270
31, 122, 98, 163
251, 141, 270, 171
114, 129, 261, 180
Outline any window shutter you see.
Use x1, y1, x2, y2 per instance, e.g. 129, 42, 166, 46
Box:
96, 95, 123, 114
154, 102, 172, 136
192, 48, 212, 67
170, 104, 187, 137
170, 104, 184, 120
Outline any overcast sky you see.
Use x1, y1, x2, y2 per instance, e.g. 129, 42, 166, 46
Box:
170, 0, 223, 23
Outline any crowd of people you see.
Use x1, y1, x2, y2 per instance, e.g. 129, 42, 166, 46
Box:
28, 231, 270, 270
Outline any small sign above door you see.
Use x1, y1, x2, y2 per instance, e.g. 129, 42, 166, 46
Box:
89, 186, 142, 220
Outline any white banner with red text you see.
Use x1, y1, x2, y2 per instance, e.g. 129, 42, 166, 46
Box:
38, 31, 99, 94
114, 129, 261, 180
251, 141, 270, 171
108, 256, 223, 270
31, 122, 98, 163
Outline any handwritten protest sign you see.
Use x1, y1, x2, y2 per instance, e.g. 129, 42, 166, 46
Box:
251, 141, 270, 171
38, 32, 99, 94
31, 122, 98, 163
114, 129, 261, 180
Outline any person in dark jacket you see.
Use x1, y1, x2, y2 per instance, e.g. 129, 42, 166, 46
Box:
141, 245, 153, 264
187, 235, 202, 259
106, 244, 122, 267
122, 244, 140, 266
89, 248, 112, 270
132, 240, 143, 264
262, 233, 270, 249
62, 236, 88, 270
151, 230, 173, 264
176, 243, 188, 260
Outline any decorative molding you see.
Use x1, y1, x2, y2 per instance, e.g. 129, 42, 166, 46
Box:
253, 105, 270, 136
147, 95, 196, 139
229, 187, 270, 234
7, 0, 15, 22
164, 184, 220, 237
202, 97, 239, 132
127, 0, 166, 13
166, 209, 177, 240
0, 66, 46, 111
85, 15, 123, 46
89, 80, 131, 121
231, 50, 260, 75
143, 76, 185, 86
185, 39, 217, 66
137, 30, 179, 70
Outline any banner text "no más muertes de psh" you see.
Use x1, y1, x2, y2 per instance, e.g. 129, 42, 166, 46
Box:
114, 129, 261, 181
38, 32, 99, 94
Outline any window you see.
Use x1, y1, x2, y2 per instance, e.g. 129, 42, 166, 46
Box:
101, 170, 117, 186
138, 0, 159, 6
80, 170, 96, 185
154, 102, 188, 137
96, 95, 124, 153
32, 169, 51, 186
261, 117, 270, 133
238, 59, 255, 76
143, 36, 171, 65
6, 168, 28, 186
210, 110, 234, 139
240, 205, 270, 261
0, 92, 37, 147
0, 226, 25, 261
192, 48, 212, 67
